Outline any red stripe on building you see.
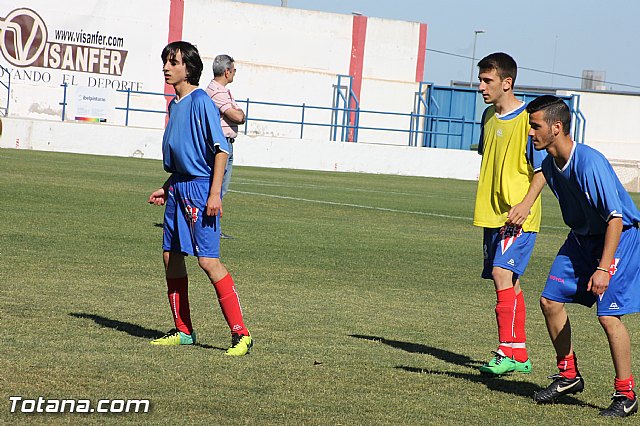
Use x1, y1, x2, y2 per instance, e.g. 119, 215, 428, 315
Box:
168, 0, 185, 43
165, 0, 185, 115
349, 15, 367, 102
348, 15, 367, 141
415, 23, 428, 82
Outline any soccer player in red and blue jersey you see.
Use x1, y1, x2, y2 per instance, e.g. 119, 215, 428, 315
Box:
148, 41, 252, 356
528, 95, 639, 417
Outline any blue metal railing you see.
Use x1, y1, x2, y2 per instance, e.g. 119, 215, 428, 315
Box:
60, 86, 176, 123
56, 79, 586, 151
60, 83, 68, 121
568, 94, 586, 144
115, 89, 175, 126
0, 64, 10, 116
232, 98, 431, 142
413, 84, 586, 149
410, 81, 430, 147
235, 98, 343, 139
331, 74, 360, 142
411, 83, 472, 149
102, 87, 482, 149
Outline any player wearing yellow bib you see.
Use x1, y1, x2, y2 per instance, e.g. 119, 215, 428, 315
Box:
473, 53, 547, 376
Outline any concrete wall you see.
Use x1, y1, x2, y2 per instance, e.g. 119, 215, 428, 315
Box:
187, 0, 353, 142
354, 16, 426, 144
559, 90, 640, 161
0, 116, 481, 181
185, 1, 426, 145
6, 112, 638, 191
1, 117, 163, 158
0, 0, 170, 128
2, 1, 639, 188
2, 0, 427, 144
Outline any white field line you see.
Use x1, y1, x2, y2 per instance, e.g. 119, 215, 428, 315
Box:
230, 189, 568, 231
231, 189, 471, 220
233, 179, 470, 200
0, 153, 566, 231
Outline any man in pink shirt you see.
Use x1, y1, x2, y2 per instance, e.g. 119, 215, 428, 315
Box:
205, 54, 245, 239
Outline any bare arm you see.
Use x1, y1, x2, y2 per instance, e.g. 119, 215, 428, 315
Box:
205, 150, 228, 217
587, 217, 623, 296
148, 176, 172, 206
507, 171, 547, 226
223, 107, 245, 125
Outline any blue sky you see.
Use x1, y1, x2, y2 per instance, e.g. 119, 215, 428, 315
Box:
236, 0, 640, 92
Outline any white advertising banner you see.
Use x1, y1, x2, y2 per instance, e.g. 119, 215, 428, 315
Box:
0, 1, 170, 126
73, 86, 112, 123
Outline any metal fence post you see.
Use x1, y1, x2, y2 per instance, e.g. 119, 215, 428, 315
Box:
0, 65, 10, 116
300, 103, 306, 139
59, 83, 68, 121
408, 111, 415, 146
244, 98, 249, 135
125, 89, 131, 126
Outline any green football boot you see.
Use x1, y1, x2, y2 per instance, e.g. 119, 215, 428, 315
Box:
225, 332, 253, 356
150, 329, 196, 346
514, 358, 533, 374
479, 351, 516, 376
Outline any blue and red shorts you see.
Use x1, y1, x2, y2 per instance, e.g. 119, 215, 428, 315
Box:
541, 225, 640, 316
162, 176, 221, 258
482, 225, 537, 280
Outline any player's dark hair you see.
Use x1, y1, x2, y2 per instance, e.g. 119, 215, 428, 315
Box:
526, 95, 572, 135
161, 41, 203, 85
213, 54, 235, 77
478, 52, 518, 84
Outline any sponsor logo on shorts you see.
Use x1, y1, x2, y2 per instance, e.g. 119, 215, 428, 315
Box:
549, 275, 565, 284
507, 259, 515, 266
609, 302, 620, 310
609, 258, 620, 276
499, 224, 522, 255
185, 205, 198, 223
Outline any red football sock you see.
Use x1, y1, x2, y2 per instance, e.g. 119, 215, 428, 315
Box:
166, 276, 192, 334
512, 290, 529, 362
615, 376, 636, 400
212, 273, 248, 336
557, 353, 578, 379
495, 287, 517, 358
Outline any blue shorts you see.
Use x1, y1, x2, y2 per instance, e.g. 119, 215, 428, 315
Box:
541, 226, 640, 316
162, 176, 221, 258
482, 225, 537, 279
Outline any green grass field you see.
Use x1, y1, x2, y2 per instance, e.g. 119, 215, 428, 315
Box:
1, 148, 639, 425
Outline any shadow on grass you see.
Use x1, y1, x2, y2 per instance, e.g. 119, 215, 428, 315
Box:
350, 334, 483, 368
350, 334, 601, 410
396, 366, 601, 410
154, 223, 163, 228
69, 312, 224, 351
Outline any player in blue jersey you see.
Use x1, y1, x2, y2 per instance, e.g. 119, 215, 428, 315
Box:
147, 41, 252, 356
527, 95, 639, 417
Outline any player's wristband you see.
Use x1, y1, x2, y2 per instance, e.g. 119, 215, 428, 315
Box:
596, 267, 609, 273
